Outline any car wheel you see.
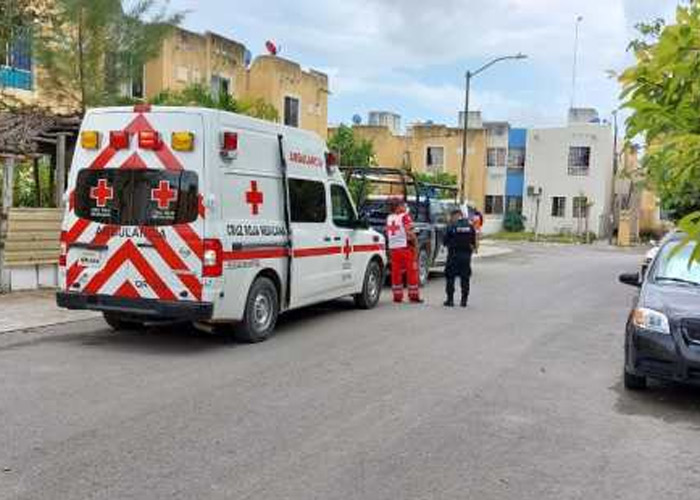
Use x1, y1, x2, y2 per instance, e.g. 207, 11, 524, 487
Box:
102, 312, 145, 331
235, 277, 279, 343
417, 247, 430, 286
624, 369, 647, 390
354, 260, 383, 309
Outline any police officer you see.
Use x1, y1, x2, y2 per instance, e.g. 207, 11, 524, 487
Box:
443, 209, 477, 308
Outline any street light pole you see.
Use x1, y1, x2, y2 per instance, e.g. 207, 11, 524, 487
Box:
459, 53, 527, 204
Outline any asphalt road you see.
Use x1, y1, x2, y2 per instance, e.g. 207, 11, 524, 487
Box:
2, 243, 699, 500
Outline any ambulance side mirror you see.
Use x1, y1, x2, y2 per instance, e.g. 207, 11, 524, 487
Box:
356, 214, 371, 230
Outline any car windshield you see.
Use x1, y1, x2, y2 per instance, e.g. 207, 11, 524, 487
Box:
653, 241, 700, 286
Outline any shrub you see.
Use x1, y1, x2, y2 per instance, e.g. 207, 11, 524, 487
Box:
503, 211, 526, 232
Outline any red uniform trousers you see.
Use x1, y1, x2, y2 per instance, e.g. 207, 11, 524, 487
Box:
390, 246, 420, 302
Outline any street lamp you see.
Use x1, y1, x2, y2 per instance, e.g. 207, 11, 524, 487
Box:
459, 53, 527, 204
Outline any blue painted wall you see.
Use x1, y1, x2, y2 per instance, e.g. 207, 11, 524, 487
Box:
506, 128, 527, 198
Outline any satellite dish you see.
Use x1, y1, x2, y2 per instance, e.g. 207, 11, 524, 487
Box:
352, 114, 362, 125
265, 40, 278, 56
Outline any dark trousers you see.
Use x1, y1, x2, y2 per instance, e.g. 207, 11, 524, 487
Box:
445, 253, 472, 301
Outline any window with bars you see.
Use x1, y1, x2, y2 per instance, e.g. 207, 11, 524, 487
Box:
0, 28, 33, 90
284, 96, 300, 128
508, 148, 526, 168
426, 146, 445, 171
573, 196, 589, 218
506, 196, 523, 214
568, 146, 591, 175
484, 195, 504, 215
487, 148, 507, 167
551, 197, 566, 218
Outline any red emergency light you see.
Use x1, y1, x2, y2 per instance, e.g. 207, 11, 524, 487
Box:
109, 131, 130, 150
220, 132, 238, 159
325, 152, 338, 174
138, 130, 162, 150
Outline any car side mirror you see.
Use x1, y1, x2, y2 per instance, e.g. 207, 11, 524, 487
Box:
619, 272, 642, 288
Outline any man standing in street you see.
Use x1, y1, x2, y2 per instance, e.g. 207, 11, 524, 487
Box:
444, 209, 477, 308
386, 199, 423, 304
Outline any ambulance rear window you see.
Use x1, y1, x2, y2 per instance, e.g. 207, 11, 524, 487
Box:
75, 169, 199, 226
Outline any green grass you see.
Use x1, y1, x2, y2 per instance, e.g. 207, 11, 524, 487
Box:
486, 231, 595, 244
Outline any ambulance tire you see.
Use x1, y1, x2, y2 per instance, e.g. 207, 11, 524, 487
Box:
102, 312, 145, 331
236, 277, 280, 343
354, 259, 383, 310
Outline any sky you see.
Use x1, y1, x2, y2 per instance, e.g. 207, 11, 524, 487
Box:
166, 0, 681, 130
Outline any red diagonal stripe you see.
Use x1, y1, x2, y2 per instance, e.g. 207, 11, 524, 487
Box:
91, 225, 119, 247
120, 152, 147, 170
143, 228, 202, 300
125, 114, 152, 134
155, 146, 184, 171
114, 280, 140, 299
198, 195, 206, 219
64, 218, 91, 245
127, 242, 177, 301
66, 262, 85, 289
83, 242, 131, 295
89, 147, 117, 170
174, 224, 203, 260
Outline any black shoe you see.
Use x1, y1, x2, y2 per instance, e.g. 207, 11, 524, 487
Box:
460, 299, 468, 308
444, 300, 454, 307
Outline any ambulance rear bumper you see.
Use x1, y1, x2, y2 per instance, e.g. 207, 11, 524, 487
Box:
56, 292, 213, 321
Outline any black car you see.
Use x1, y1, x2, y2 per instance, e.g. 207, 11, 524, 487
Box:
619, 233, 700, 390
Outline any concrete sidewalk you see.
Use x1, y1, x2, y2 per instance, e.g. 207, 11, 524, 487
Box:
0, 290, 98, 334
474, 241, 513, 259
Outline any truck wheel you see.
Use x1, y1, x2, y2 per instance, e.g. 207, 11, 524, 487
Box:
417, 247, 430, 286
624, 369, 647, 391
102, 312, 144, 331
235, 277, 279, 343
354, 260, 382, 309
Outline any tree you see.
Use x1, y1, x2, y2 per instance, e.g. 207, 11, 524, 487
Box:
620, 2, 700, 250
34, 0, 183, 114
327, 125, 375, 167
149, 84, 280, 121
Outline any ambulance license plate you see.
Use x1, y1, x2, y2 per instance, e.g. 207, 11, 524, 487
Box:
78, 250, 102, 268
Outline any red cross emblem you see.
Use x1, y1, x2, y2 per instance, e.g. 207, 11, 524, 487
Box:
343, 238, 352, 260
388, 220, 401, 236
151, 180, 177, 209
245, 180, 264, 215
90, 179, 114, 208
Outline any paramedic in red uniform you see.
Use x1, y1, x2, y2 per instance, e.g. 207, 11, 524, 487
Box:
386, 199, 423, 303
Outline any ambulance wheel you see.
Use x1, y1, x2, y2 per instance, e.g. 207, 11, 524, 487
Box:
418, 247, 430, 286
354, 260, 383, 309
236, 277, 279, 343
102, 312, 144, 331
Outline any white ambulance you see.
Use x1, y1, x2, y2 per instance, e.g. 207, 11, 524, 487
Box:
57, 106, 386, 342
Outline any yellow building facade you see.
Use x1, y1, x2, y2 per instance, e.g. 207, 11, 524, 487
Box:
143, 28, 329, 138
330, 123, 488, 211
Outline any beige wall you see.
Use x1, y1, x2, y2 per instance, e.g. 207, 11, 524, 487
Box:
330, 124, 487, 210
144, 28, 329, 138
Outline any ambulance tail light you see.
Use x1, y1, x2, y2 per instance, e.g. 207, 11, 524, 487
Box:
109, 131, 130, 150
81, 131, 100, 149
202, 239, 223, 277
138, 130, 162, 150
220, 132, 238, 159
59, 230, 67, 267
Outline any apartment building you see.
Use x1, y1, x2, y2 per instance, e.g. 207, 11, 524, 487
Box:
143, 28, 329, 137
330, 112, 488, 211
483, 121, 509, 233
523, 109, 614, 237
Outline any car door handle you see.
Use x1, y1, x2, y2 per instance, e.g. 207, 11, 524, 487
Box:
333, 236, 342, 242
323, 236, 332, 242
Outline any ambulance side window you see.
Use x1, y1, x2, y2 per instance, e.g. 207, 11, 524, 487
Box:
330, 185, 358, 229
289, 179, 326, 223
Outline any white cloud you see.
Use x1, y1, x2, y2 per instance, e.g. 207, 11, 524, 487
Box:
171, 0, 680, 126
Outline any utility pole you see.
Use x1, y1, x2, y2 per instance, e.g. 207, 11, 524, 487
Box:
570, 16, 583, 110
608, 110, 619, 245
